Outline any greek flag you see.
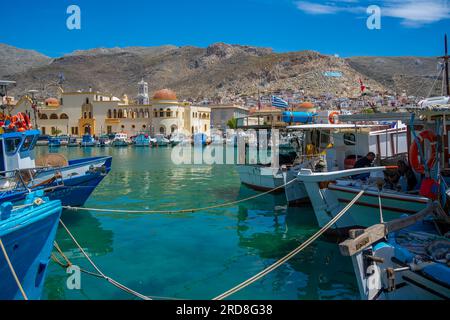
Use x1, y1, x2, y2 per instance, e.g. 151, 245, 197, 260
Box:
271, 96, 289, 109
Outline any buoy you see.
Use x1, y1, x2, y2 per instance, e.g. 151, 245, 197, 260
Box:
409, 130, 437, 174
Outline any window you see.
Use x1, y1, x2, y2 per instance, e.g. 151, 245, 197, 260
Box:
107, 109, 112, 118
50, 113, 58, 120
166, 109, 172, 117
142, 125, 147, 129
88, 112, 92, 119
118, 110, 123, 118
343, 133, 356, 146
113, 109, 117, 118
71, 127, 79, 135
160, 126, 165, 134
154, 110, 158, 118
160, 108, 164, 117
40, 114, 48, 120
60, 98, 63, 105
204, 124, 207, 132
41, 127, 46, 135
132, 125, 136, 129
5, 138, 22, 155
21, 135, 34, 151
86, 98, 90, 104
60, 113, 69, 119
83, 112, 87, 119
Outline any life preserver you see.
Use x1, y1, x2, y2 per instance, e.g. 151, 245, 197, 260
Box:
329, 111, 339, 124
409, 130, 437, 174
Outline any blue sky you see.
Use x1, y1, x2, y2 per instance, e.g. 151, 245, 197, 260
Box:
1, 0, 449, 57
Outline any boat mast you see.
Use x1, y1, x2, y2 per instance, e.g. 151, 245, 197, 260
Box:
441, 34, 450, 97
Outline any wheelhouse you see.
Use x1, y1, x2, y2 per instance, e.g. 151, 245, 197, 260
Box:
0, 130, 40, 175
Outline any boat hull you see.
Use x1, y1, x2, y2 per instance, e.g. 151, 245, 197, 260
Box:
0, 199, 62, 300
0, 156, 112, 207
236, 165, 285, 193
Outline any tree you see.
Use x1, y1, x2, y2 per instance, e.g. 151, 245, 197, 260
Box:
227, 117, 238, 129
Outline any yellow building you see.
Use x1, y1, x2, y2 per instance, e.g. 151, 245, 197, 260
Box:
14, 87, 211, 137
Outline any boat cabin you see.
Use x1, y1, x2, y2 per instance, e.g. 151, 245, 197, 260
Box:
0, 130, 40, 175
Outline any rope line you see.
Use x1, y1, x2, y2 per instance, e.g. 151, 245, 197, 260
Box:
62, 178, 297, 215
212, 189, 366, 300
58, 219, 151, 300
0, 238, 28, 300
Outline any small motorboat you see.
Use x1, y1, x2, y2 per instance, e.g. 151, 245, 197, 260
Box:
98, 135, 111, 147
134, 133, 151, 147
111, 133, 129, 147
80, 134, 97, 147
0, 190, 62, 300
48, 137, 62, 148
170, 133, 188, 146
155, 134, 170, 147
67, 137, 79, 147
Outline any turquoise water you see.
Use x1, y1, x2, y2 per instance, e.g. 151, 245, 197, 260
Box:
39, 146, 359, 300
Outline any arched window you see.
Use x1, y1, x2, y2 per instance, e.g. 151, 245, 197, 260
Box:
88, 112, 92, 119
40, 114, 48, 120
159, 126, 166, 134
154, 110, 158, 118
171, 125, 177, 133
118, 109, 123, 118
60, 113, 69, 119
113, 109, 117, 118
50, 113, 58, 120
166, 108, 171, 117
107, 109, 112, 118
142, 124, 147, 129
191, 126, 194, 134
159, 108, 164, 117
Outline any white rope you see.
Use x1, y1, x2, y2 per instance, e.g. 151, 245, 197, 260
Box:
58, 219, 151, 300
62, 179, 297, 215
0, 238, 28, 300
213, 188, 366, 300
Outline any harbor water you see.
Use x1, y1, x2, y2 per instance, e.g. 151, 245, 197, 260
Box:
40, 146, 359, 300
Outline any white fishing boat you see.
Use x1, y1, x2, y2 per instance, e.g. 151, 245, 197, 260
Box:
111, 133, 129, 147
155, 134, 170, 147
339, 202, 449, 300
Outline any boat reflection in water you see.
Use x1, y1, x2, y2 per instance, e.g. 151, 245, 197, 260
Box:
233, 186, 358, 299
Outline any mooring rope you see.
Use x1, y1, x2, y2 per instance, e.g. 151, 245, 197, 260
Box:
62, 178, 297, 214
213, 189, 366, 300
0, 238, 28, 300
58, 219, 151, 300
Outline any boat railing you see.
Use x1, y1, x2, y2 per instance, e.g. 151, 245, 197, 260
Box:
0, 166, 65, 194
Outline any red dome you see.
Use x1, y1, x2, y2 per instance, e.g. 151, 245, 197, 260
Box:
299, 102, 314, 108
45, 98, 60, 106
153, 89, 177, 100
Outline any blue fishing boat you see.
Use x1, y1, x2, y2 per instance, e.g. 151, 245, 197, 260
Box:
80, 134, 97, 147
67, 137, 78, 147
0, 128, 112, 207
47, 137, 62, 148
134, 133, 151, 147
0, 190, 62, 300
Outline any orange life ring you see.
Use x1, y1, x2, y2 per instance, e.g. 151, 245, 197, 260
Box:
22, 112, 32, 129
409, 130, 437, 174
329, 111, 339, 124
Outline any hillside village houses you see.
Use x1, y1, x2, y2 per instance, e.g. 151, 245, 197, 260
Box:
14, 80, 212, 137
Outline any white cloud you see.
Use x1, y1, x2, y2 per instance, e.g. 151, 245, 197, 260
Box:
295, 0, 450, 27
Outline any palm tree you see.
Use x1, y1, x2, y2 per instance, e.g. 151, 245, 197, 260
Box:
227, 117, 238, 129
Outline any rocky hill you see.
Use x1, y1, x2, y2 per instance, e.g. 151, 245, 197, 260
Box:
1, 43, 444, 101
0, 43, 51, 78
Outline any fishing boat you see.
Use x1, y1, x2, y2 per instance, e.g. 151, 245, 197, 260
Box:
47, 137, 62, 148
98, 135, 111, 147
193, 133, 208, 146
134, 133, 151, 147
111, 132, 129, 147
58, 135, 70, 146
80, 134, 97, 147
155, 134, 170, 147
170, 132, 188, 146
0, 190, 62, 300
67, 137, 79, 147
339, 202, 449, 300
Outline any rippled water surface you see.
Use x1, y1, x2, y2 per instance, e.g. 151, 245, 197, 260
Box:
39, 146, 359, 300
